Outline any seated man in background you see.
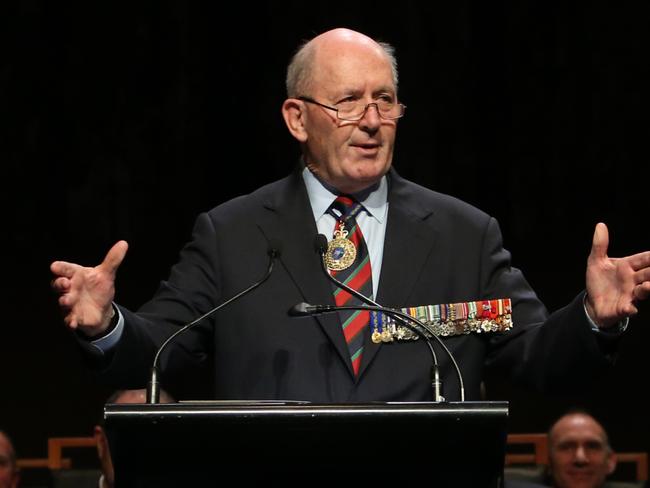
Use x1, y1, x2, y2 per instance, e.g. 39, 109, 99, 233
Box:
506, 410, 643, 488
546, 410, 638, 488
0, 431, 19, 488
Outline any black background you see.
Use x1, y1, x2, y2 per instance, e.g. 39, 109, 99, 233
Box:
2, 1, 648, 463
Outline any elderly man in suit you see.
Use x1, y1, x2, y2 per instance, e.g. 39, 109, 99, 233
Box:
50, 28, 650, 403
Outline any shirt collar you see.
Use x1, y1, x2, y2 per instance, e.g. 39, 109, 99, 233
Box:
302, 167, 388, 223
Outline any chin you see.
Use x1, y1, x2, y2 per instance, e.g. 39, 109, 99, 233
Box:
352, 159, 390, 178
342, 171, 385, 192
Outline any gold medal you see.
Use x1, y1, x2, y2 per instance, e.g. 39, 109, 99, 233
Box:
371, 330, 382, 343
325, 225, 357, 271
381, 330, 393, 342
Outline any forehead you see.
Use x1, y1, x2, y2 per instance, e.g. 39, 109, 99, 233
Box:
551, 414, 607, 443
310, 41, 395, 95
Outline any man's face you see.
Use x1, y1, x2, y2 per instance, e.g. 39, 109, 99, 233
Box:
548, 414, 616, 488
298, 37, 398, 194
0, 434, 19, 488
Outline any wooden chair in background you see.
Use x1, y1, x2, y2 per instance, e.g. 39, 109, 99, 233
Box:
616, 452, 648, 483
504, 433, 550, 485
505, 433, 549, 466
47, 436, 98, 470
17, 436, 98, 471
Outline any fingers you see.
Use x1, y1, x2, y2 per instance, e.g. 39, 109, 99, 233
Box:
51, 276, 71, 293
622, 302, 639, 317
634, 266, 650, 286
634, 281, 650, 301
627, 250, 650, 272
50, 241, 127, 332
58, 291, 75, 308
51, 241, 128, 283
589, 222, 609, 260
50, 260, 80, 279
63, 312, 78, 330
51, 266, 81, 327
99, 240, 129, 276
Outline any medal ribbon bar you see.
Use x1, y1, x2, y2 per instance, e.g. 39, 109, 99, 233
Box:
371, 298, 513, 343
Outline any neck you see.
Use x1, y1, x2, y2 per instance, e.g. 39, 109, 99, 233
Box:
304, 165, 381, 200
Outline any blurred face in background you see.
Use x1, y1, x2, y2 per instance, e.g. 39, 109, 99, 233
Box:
548, 413, 616, 488
0, 432, 19, 488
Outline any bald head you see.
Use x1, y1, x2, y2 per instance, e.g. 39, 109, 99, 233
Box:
286, 28, 398, 98
549, 412, 610, 449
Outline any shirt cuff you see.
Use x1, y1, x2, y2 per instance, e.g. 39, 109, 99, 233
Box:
89, 304, 125, 354
583, 294, 629, 335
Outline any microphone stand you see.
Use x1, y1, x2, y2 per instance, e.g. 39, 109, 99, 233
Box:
291, 303, 449, 401
312, 234, 465, 402
146, 246, 280, 403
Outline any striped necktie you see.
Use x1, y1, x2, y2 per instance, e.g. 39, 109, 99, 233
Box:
328, 196, 373, 376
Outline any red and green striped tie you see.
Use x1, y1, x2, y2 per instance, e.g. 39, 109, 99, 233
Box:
329, 196, 373, 376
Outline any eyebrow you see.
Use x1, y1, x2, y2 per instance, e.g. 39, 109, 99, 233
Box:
332, 84, 396, 97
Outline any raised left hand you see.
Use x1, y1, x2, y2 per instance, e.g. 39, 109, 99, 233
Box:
585, 223, 650, 329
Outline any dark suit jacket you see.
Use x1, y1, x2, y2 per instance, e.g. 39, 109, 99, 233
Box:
93, 168, 613, 401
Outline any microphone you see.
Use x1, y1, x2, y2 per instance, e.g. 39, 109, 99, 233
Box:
146, 241, 281, 404
290, 301, 448, 401
310, 234, 465, 402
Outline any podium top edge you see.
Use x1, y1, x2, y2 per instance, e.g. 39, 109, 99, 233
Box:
104, 401, 508, 420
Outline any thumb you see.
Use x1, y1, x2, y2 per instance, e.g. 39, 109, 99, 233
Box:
589, 222, 609, 261
100, 240, 129, 275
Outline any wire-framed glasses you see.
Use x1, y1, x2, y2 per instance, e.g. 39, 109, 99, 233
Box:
297, 96, 406, 121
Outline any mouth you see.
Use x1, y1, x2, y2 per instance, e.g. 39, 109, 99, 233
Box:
567, 470, 595, 480
351, 142, 381, 155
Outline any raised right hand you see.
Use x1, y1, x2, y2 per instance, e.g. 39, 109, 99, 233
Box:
50, 241, 128, 337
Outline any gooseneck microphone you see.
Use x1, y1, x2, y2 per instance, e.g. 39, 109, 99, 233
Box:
290, 302, 445, 401
146, 242, 281, 404
310, 234, 465, 402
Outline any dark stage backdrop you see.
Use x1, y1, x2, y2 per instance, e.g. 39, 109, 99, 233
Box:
2, 1, 649, 463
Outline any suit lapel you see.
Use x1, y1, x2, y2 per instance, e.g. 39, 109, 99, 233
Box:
358, 170, 439, 378
256, 171, 355, 376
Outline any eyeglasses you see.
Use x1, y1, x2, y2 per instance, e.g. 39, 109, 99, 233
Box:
297, 96, 406, 121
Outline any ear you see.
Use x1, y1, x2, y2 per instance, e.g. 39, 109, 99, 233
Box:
282, 98, 309, 142
606, 451, 617, 475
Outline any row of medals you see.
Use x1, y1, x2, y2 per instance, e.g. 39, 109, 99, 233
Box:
325, 224, 513, 344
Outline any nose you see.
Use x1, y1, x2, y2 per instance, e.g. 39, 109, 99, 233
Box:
358, 103, 381, 133
573, 446, 589, 465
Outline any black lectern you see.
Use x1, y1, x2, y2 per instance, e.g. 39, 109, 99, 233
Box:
105, 401, 508, 487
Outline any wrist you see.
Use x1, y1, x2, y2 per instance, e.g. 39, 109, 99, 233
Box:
79, 305, 118, 340
583, 293, 628, 333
